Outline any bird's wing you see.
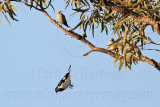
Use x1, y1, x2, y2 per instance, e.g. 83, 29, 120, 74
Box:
57, 72, 70, 88
62, 14, 68, 27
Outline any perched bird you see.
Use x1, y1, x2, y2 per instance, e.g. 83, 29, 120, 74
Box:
57, 10, 70, 28
108, 38, 115, 50
55, 65, 73, 93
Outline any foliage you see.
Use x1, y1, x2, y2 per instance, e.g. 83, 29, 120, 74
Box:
0, 1, 18, 24
1, 0, 160, 71
65, 0, 160, 70
29, 0, 47, 9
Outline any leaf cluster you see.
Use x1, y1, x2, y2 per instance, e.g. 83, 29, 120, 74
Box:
0, 1, 18, 24
65, 0, 160, 70
29, 0, 47, 9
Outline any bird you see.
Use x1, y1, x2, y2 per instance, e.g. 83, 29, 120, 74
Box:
57, 10, 71, 29
55, 65, 73, 93
108, 38, 115, 50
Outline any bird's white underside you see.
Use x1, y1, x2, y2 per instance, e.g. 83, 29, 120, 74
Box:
58, 75, 71, 89
57, 13, 64, 25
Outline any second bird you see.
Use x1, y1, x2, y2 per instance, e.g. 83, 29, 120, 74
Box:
108, 38, 115, 50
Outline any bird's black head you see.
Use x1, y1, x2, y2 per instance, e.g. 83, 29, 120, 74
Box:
55, 87, 65, 93
55, 87, 59, 93
110, 38, 114, 42
57, 10, 62, 14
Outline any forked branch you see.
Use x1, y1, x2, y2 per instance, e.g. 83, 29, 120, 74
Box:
21, 1, 160, 71
101, 0, 160, 35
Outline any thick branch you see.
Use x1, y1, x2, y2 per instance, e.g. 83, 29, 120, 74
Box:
83, 47, 115, 57
84, 47, 160, 71
141, 56, 160, 71
21, 1, 160, 71
42, 10, 95, 49
42, 10, 160, 71
101, 0, 160, 35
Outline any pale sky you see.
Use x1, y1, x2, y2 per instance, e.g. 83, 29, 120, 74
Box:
0, 1, 160, 107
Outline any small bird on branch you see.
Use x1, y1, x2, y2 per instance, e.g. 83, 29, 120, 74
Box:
108, 38, 115, 50
57, 10, 71, 29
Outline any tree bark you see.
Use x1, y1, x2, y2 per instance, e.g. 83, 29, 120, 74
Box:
101, 0, 160, 35
21, 1, 160, 71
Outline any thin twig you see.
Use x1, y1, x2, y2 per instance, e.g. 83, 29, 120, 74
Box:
83, 49, 95, 56
144, 49, 160, 52
21, 0, 42, 11
151, 42, 160, 45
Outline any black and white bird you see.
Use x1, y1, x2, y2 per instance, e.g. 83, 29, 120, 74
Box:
55, 65, 73, 93
57, 10, 71, 28
108, 38, 115, 50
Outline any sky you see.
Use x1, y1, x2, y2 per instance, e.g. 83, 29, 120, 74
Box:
0, 1, 160, 107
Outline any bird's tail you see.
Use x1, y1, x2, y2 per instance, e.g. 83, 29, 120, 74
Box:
68, 65, 71, 73
67, 26, 72, 30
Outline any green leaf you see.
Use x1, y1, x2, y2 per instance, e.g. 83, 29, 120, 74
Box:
11, 5, 18, 11
153, 2, 160, 10
83, 20, 89, 32
43, 0, 47, 8
65, 0, 71, 9
80, 14, 86, 21
123, 25, 128, 46
72, 20, 83, 30
36, 0, 38, 8
125, 62, 128, 71
75, 0, 80, 8
0, 3, 3, 11
114, 56, 120, 67
152, 7, 160, 16
73, 8, 90, 13
71, 0, 76, 6
30, 0, 33, 9
4, 7, 9, 12
105, 26, 108, 35
105, 11, 117, 19
118, 58, 124, 71
101, 21, 104, 33
140, 35, 143, 50
84, 0, 90, 7
2, 11, 11, 25
92, 17, 95, 26
147, 37, 154, 43
92, 23, 94, 37
113, 17, 130, 29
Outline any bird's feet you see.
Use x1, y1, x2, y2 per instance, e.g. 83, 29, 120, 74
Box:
69, 84, 74, 89
82, 32, 87, 39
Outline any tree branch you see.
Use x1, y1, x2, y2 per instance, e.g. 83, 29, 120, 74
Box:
101, 0, 160, 35
144, 48, 160, 52
39, 10, 160, 71
42, 10, 95, 49
20, 1, 160, 71
83, 49, 95, 56
21, 0, 42, 11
